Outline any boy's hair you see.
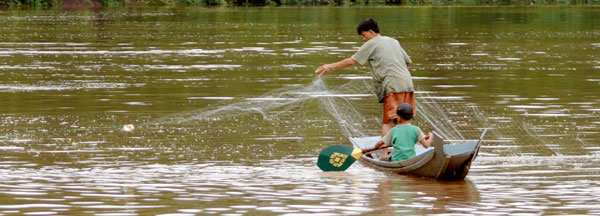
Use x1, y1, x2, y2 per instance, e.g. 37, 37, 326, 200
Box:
356, 18, 379, 35
396, 103, 413, 121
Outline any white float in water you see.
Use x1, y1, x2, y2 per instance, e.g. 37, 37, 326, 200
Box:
123, 124, 135, 132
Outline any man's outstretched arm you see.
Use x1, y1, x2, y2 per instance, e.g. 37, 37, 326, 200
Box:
315, 58, 357, 77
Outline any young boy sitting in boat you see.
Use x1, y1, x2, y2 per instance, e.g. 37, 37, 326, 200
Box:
372, 103, 433, 161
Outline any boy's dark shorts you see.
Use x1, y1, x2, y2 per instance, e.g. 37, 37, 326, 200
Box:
380, 155, 392, 162
382, 92, 416, 124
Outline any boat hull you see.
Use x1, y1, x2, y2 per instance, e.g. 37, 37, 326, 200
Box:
349, 132, 481, 180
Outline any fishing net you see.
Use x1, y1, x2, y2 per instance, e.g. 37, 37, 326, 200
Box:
152, 76, 596, 157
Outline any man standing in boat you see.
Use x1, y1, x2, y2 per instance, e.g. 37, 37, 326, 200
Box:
315, 18, 415, 158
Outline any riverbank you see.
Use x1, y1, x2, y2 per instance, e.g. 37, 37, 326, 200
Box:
1, 0, 598, 9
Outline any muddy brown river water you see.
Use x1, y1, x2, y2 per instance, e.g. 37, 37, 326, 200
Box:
0, 6, 599, 215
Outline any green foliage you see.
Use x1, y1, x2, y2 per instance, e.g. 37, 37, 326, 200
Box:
268, 0, 335, 5
99, 0, 122, 6
0, 0, 58, 8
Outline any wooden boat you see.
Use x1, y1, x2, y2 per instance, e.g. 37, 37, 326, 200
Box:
349, 130, 486, 180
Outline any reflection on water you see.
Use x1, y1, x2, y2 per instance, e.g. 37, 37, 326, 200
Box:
371, 176, 480, 215
0, 6, 599, 215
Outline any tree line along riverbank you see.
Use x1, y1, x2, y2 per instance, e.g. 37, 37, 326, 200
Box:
1, 0, 598, 8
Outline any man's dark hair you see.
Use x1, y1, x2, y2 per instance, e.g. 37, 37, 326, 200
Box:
356, 18, 380, 35
396, 103, 414, 121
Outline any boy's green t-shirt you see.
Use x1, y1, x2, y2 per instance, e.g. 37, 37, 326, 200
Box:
381, 123, 426, 161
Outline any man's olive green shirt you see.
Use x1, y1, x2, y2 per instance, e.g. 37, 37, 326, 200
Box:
351, 36, 413, 103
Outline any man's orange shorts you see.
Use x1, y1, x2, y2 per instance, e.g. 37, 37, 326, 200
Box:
382, 92, 416, 124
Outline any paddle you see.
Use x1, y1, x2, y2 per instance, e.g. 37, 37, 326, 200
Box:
317, 144, 391, 171
317, 135, 431, 171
